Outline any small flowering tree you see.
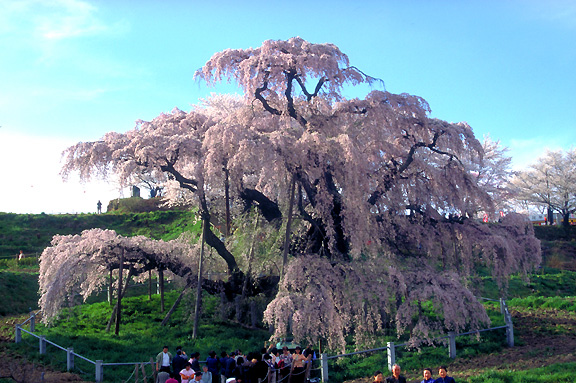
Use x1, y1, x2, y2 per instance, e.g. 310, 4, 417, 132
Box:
60, 38, 541, 349
39, 228, 197, 333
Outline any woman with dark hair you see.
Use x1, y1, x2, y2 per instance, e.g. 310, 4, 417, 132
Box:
233, 357, 246, 383
434, 366, 455, 383
180, 363, 195, 383
291, 347, 306, 383
206, 351, 219, 383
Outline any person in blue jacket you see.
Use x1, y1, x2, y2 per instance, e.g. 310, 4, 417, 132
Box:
434, 366, 455, 383
420, 368, 434, 383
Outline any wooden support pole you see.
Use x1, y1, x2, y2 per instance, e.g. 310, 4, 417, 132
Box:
387, 342, 395, 371
448, 331, 456, 359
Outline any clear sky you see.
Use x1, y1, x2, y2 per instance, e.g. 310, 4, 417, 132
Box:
0, 0, 574, 214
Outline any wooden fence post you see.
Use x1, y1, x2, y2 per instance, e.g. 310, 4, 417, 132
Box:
95, 360, 104, 382
320, 353, 328, 383
15, 325, 21, 343
39, 335, 46, 354
505, 313, 514, 347
448, 332, 456, 359
67, 347, 74, 371
387, 342, 395, 371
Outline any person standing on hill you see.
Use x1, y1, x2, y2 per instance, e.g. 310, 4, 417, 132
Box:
157, 346, 173, 374
97, 200, 102, 214
385, 364, 406, 383
434, 366, 455, 383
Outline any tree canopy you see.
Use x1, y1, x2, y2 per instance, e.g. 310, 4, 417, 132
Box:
512, 148, 576, 227
55, 37, 541, 350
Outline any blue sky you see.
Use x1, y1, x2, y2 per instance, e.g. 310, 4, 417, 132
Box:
0, 0, 574, 214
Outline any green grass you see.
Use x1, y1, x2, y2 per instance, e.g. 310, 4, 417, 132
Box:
466, 362, 576, 383
327, 304, 508, 382
0, 271, 39, 315
0, 209, 200, 261
476, 269, 576, 299
507, 295, 576, 312
9, 291, 269, 382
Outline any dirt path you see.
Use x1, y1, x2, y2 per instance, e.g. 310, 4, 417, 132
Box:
0, 314, 91, 382
448, 308, 576, 380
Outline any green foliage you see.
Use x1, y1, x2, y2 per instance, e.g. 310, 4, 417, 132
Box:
106, 196, 173, 213
327, 304, 506, 382
0, 210, 199, 262
533, 225, 576, 241
476, 270, 576, 299
507, 295, 576, 312
466, 362, 576, 383
8, 291, 269, 382
0, 272, 39, 315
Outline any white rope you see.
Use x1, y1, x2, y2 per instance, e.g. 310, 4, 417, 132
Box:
122, 364, 138, 383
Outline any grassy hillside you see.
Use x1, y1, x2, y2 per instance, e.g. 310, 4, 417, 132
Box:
0, 209, 199, 260
0, 208, 200, 317
1, 217, 576, 382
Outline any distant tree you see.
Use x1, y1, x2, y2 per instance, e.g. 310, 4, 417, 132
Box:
511, 148, 576, 227
463, 136, 515, 218
61, 38, 541, 349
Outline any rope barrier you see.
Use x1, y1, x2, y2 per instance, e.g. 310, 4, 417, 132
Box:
122, 364, 138, 383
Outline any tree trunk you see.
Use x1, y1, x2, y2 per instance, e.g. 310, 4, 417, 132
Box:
547, 205, 554, 225
106, 265, 135, 333
224, 168, 231, 237
108, 267, 113, 305
162, 278, 194, 326
159, 268, 165, 313
282, 176, 296, 277
193, 217, 207, 338
148, 269, 152, 301
115, 252, 124, 336
250, 300, 257, 329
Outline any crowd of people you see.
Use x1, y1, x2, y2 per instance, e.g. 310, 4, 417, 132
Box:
373, 365, 456, 383
154, 344, 316, 383
154, 344, 457, 383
